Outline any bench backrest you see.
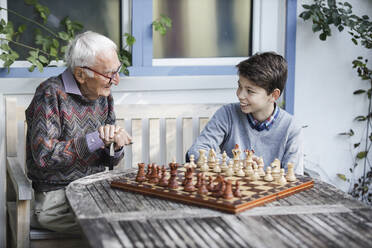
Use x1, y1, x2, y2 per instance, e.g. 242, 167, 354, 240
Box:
115, 104, 221, 169
5, 97, 222, 170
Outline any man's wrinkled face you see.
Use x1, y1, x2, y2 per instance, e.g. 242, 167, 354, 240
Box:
81, 49, 121, 100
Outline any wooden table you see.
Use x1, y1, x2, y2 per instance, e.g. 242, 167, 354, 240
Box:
66, 169, 372, 248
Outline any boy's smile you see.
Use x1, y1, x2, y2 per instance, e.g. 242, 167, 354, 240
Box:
236, 75, 279, 122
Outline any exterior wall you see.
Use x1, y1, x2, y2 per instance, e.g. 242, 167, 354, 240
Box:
295, 0, 372, 192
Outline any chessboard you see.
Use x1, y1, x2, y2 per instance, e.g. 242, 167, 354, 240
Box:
111, 164, 314, 214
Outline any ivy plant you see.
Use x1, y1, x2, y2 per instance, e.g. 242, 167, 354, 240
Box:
0, 0, 161, 75
299, 0, 372, 204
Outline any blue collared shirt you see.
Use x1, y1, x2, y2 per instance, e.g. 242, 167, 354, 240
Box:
61, 69, 123, 156
247, 104, 280, 131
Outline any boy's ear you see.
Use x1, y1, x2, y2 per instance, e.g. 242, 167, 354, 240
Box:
73, 67, 86, 85
271, 89, 281, 101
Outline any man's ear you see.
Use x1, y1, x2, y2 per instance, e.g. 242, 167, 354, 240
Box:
73, 67, 86, 84
271, 88, 281, 101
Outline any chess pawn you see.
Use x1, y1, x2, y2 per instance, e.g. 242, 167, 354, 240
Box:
225, 160, 234, 177
189, 154, 197, 168
244, 162, 253, 178
264, 166, 274, 182
158, 167, 169, 187
197, 149, 206, 167
286, 162, 297, 182
213, 158, 221, 173
221, 151, 228, 171
197, 177, 209, 195
251, 163, 260, 181
271, 162, 280, 183
233, 181, 242, 198
236, 162, 245, 177
258, 161, 265, 177
223, 180, 234, 200
149, 164, 160, 184
278, 168, 287, 185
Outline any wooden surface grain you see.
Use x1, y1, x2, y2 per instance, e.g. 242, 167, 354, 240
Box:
66, 169, 372, 248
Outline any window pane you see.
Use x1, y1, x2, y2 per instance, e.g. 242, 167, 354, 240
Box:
153, 0, 252, 59
8, 0, 120, 60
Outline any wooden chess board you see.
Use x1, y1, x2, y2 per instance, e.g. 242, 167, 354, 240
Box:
111, 166, 314, 214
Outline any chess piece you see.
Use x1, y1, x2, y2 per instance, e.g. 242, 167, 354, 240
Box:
271, 161, 281, 183
149, 164, 160, 184
168, 174, 178, 189
236, 162, 245, 177
232, 144, 241, 168
244, 149, 254, 166
225, 160, 234, 177
233, 181, 242, 197
212, 177, 225, 197
286, 162, 297, 182
197, 149, 206, 167
184, 168, 196, 192
189, 154, 197, 168
264, 166, 273, 182
195, 173, 203, 188
146, 163, 153, 179
197, 176, 209, 195
158, 166, 169, 187
207, 176, 214, 191
244, 162, 254, 178
278, 168, 287, 185
182, 170, 188, 186
213, 158, 221, 173
136, 163, 146, 182
221, 151, 228, 171
251, 163, 260, 181
223, 180, 234, 200
208, 149, 217, 168
258, 160, 265, 177
200, 156, 209, 172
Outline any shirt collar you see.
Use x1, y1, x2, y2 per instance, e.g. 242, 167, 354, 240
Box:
61, 68, 82, 96
247, 104, 280, 131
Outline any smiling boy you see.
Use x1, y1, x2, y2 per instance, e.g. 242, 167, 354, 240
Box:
187, 52, 303, 174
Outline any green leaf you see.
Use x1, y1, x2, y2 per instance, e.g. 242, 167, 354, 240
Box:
339, 129, 354, 136
337, 173, 347, 181
17, 24, 27, 33
354, 143, 360, 148
124, 33, 136, 46
58, 31, 69, 41
353, 89, 366, 94
356, 151, 368, 159
319, 33, 327, 41
351, 38, 358, 45
362, 15, 369, 20
50, 47, 58, 57
302, 4, 311, 10
24, 0, 37, 5
52, 39, 59, 48
354, 116, 366, 121
337, 25, 344, 32
38, 55, 48, 63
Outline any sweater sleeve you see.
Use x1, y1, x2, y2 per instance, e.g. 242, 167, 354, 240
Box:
281, 122, 304, 175
187, 105, 231, 161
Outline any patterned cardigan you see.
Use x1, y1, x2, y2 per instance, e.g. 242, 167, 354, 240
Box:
26, 74, 124, 192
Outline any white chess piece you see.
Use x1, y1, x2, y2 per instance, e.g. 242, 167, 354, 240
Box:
197, 149, 206, 168
225, 160, 234, 177
200, 155, 209, 172
236, 162, 245, 177
279, 168, 287, 185
208, 149, 216, 168
286, 162, 297, 182
221, 151, 228, 171
189, 154, 197, 168
244, 162, 253, 178
258, 161, 265, 177
264, 166, 273, 182
251, 164, 260, 181
213, 158, 221, 173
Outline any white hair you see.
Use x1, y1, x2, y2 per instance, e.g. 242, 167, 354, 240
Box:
65, 31, 117, 76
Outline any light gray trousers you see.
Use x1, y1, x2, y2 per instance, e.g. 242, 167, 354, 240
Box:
30, 188, 81, 234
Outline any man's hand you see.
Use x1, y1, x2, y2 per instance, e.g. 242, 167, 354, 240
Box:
98, 124, 132, 150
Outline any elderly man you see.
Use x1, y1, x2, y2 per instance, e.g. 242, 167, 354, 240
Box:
26, 31, 131, 233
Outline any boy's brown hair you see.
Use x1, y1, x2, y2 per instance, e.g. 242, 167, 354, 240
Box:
236, 52, 287, 95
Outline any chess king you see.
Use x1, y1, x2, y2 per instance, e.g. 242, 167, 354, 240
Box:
186, 52, 304, 175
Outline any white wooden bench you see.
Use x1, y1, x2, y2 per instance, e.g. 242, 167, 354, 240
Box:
4, 96, 222, 247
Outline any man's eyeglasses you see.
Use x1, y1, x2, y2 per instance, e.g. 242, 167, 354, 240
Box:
81, 63, 122, 85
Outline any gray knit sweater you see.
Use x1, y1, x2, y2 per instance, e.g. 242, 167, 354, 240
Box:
187, 103, 304, 174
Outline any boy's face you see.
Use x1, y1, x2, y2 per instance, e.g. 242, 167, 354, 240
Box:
236, 75, 279, 121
